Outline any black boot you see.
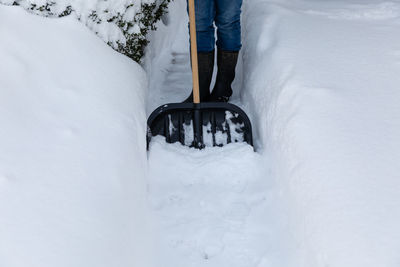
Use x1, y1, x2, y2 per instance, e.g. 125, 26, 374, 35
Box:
183, 50, 215, 103
209, 50, 239, 102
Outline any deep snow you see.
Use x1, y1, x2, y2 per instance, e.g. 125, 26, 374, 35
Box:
1, 0, 400, 267
0, 5, 153, 267
241, 0, 400, 265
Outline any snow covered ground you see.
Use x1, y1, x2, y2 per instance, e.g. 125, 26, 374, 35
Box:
0, 6, 152, 267
146, 0, 400, 266
2, 0, 400, 267
144, 1, 293, 267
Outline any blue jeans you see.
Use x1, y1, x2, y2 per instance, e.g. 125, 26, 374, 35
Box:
189, 0, 242, 52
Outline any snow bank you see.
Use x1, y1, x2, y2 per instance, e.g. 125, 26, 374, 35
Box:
241, 0, 400, 266
0, 5, 153, 267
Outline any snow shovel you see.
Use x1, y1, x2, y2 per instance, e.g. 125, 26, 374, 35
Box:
147, 0, 253, 149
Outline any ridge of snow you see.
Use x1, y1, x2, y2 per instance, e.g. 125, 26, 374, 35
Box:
241, 0, 400, 266
0, 5, 153, 267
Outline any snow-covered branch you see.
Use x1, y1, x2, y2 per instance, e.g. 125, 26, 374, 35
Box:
0, 0, 171, 62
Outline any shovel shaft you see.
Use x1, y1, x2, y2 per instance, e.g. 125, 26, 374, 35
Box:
188, 0, 200, 104
193, 107, 203, 148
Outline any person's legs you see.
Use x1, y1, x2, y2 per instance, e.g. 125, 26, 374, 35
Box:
192, 0, 216, 52
183, 0, 216, 102
215, 0, 242, 52
209, 0, 242, 102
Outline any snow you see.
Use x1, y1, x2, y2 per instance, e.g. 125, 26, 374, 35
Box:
2, 0, 400, 266
0, 0, 163, 61
147, 137, 287, 267
0, 5, 153, 267
241, 0, 400, 265
144, 1, 292, 266
145, 0, 400, 266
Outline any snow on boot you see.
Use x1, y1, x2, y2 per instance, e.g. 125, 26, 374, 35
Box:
183, 50, 215, 103
209, 50, 239, 102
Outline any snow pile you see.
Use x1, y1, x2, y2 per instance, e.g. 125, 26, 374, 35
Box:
0, 0, 171, 61
0, 5, 153, 267
241, 0, 400, 266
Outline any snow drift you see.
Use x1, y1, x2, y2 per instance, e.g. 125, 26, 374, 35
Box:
0, 5, 153, 267
241, 0, 400, 266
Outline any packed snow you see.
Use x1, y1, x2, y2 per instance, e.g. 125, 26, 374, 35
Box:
1, 0, 400, 267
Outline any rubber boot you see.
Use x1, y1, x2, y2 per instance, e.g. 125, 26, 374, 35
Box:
208, 50, 239, 102
183, 50, 215, 103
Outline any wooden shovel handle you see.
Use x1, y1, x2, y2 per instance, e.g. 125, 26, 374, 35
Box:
188, 0, 200, 103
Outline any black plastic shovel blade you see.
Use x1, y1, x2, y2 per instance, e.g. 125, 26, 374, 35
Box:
147, 102, 253, 149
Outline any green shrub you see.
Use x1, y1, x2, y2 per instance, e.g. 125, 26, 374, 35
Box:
1, 0, 171, 62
